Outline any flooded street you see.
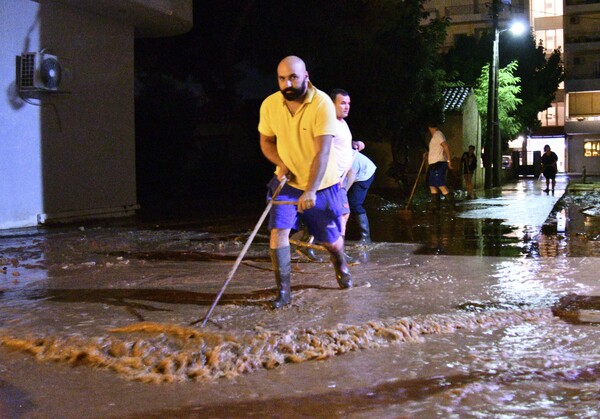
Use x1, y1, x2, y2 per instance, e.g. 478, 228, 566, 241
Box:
0, 175, 599, 418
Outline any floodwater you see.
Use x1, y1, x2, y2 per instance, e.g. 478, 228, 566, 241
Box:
0, 176, 599, 418
360, 177, 600, 258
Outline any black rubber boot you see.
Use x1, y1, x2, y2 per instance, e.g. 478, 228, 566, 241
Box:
428, 193, 441, 211
270, 247, 291, 309
356, 213, 372, 245
295, 231, 323, 262
329, 249, 353, 289
443, 192, 455, 210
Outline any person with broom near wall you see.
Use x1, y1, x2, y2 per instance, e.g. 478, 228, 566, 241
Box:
258, 56, 353, 309
423, 122, 454, 210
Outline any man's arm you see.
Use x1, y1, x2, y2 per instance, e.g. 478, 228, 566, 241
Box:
260, 133, 289, 179
346, 167, 358, 191
298, 134, 333, 212
442, 141, 453, 170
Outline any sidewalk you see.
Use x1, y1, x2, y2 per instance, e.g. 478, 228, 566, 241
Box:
458, 174, 567, 228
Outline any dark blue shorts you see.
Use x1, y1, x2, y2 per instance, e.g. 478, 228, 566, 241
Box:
266, 177, 344, 244
348, 174, 375, 214
428, 162, 448, 187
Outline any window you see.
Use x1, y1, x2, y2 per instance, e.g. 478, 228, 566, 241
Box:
584, 141, 600, 157
569, 92, 600, 117
532, 0, 562, 18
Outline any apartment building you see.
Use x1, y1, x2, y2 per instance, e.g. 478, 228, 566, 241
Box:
0, 1, 192, 229
426, 0, 600, 174
426, 0, 528, 51
564, 0, 600, 174
529, 0, 566, 172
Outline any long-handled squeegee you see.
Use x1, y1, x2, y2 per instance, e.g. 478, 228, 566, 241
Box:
199, 177, 287, 326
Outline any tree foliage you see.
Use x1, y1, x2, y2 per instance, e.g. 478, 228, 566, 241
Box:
236, 0, 451, 160
504, 34, 565, 133
474, 61, 523, 140
136, 0, 451, 182
443, 31, 564, 137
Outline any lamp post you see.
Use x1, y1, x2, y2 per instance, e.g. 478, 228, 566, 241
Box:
484, 0, 500, 189
485, 0, 526, 189
492, 24, 502, 187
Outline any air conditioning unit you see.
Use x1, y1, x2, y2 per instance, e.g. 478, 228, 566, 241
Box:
16, 51, 71, 94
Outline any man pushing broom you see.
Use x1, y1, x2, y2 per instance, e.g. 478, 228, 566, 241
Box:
258, 55, 353, 309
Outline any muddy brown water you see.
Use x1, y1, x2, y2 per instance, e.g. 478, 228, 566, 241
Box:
0, 178, 599, 417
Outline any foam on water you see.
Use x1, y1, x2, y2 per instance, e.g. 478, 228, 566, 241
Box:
0, 309, 552, 383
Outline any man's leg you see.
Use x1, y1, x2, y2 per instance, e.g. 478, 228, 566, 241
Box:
306, 185, 353, 289
465, 174, 474, 198
429, 186, 441, 210
270, 228, 292, 308
356, 213, 371, 244
295, 229, 323, 262
322, 236, 352, 289
348, 179, 373, 244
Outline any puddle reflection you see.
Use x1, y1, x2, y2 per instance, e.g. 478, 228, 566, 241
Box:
353, 185, 600, 258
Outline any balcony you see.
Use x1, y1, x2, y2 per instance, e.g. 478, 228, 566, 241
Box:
566, 0, 600, 6
42, 0, 193, 37
445, 4, 483, 16
444, 2, 526, 24
565, 33, 600, 44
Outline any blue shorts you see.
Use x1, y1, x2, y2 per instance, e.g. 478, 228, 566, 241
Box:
428, 162, 448, 187
266, 177, 344, 244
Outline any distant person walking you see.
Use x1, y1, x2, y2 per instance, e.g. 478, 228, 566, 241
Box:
258, 55, 353, 309
541, 144, 558, 193
461, 145, 477, 199
346, 152, 377, 244
424, 123, 453, 209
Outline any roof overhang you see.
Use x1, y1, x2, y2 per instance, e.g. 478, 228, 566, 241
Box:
35, 0, 193, 37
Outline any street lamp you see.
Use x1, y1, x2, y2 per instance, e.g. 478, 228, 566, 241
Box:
484, 0, 526, 189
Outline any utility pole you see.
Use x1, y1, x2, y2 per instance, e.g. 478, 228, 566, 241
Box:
485, 0, 500, 189
492, 20, 502, 187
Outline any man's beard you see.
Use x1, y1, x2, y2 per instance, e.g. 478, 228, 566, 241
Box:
281, 78, 307, 101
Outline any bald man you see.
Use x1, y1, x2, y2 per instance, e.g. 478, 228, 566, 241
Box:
258, 56, 353, 309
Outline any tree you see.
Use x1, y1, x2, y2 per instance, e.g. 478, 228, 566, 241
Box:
443, 32, 564, 137
474, 61, 523, 141
239, 0, 450, 158
323, 0, 450, 179
504, 34, 564, 134
134, 0, 451, 205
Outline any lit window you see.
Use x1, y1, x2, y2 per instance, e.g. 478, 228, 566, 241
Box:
584, 141, 600, 157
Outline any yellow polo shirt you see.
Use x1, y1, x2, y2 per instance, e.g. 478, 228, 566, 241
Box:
258, 82, 339, 191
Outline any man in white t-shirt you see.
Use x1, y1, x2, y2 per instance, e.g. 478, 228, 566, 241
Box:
423, 123, 453, 209
296, 88, 364, 262
330, 89, 365, 236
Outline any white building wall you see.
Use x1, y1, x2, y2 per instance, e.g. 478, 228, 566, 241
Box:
1, 1, 44, 228
0, 0, 138, 228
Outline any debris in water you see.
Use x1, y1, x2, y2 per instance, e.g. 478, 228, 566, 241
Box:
0, 309, 552, 383
552, 294, 600, 324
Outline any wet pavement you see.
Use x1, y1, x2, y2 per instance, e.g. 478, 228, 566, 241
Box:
0, 174, 599, 418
